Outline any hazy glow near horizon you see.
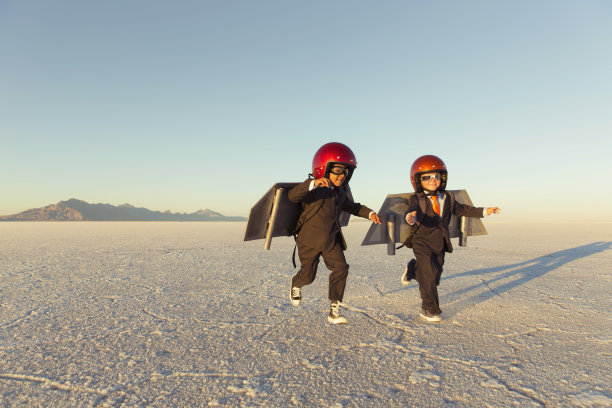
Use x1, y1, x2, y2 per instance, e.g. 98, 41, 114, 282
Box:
1, 1, 611, 221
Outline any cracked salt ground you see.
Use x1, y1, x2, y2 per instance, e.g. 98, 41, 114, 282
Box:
0, 222, 611, 407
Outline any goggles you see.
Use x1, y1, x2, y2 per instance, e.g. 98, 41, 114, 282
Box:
420, 173, 441, 182
329, 166, 349, 176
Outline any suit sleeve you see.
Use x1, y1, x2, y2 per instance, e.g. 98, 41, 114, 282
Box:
406, 194, 419, 214
288, 179, 313, 203
341, 196, 373, 219
452, 201, 484, 218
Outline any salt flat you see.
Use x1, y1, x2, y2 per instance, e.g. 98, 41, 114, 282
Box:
0, 221, 610, 407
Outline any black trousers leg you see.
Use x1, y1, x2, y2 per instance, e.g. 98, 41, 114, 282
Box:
413, 246, 445, 315
434, 251, 445, 286
293, 236, 349, 302
321, 240, 349, 302
292, 244, 320, 288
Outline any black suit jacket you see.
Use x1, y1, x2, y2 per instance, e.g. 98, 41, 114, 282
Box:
288, 179, 373, 252
408, 192, 483, 254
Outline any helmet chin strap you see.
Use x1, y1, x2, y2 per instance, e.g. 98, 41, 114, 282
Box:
423, 187, 440, 196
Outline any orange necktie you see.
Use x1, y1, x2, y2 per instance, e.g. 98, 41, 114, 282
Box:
431, 195, 440, 215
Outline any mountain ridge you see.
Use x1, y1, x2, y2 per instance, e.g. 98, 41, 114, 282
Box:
0, 199, 246, 221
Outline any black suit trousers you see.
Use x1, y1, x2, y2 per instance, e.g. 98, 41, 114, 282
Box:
292, 234, 349, 302
413, 242, 445, 315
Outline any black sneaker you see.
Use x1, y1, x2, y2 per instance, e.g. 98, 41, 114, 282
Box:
419, 308, 441, 322
290, 282, 301, 306
328, 301, 347, 324
401, 259, 416, 286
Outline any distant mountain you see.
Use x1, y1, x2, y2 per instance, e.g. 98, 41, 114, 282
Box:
0, 199, 246, 221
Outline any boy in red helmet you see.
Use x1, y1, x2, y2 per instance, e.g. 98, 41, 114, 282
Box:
288, 142, 382, 324
402, 155, 501, 322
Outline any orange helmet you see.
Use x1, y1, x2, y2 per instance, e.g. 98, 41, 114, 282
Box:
410, 154, 448, 193
311, 142, 357, 183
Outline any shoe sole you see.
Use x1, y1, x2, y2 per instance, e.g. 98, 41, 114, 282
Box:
328, 316, 347, 324
419, 313, 441, 322
401, 268, 411, 286
290, 294, 301, 306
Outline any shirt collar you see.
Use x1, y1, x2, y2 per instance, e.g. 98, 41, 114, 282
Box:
427, 191, 445, 199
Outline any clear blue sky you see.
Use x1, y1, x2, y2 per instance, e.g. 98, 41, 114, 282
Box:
1, 1, 611, 222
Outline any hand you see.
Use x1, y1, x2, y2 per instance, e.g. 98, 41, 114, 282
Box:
369, 212, 382, 224
487, 207, 501, 215
406, 211, 417, 225
313, 178, 332, 188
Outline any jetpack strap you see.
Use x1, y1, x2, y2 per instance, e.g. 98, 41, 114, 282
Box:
399, 222, 420, 250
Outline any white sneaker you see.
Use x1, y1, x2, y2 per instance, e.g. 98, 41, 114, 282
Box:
419, 309, 441, 322
328, 301, 347, 324
290, 283, 301, 306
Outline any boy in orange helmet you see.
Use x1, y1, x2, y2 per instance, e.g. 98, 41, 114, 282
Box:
402, 155, 501, 322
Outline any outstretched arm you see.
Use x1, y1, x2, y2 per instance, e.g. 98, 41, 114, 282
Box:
341, 196, 381, 224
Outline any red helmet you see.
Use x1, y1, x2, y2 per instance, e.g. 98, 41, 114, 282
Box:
410, 154, 448, 193
311, 142, 357, 183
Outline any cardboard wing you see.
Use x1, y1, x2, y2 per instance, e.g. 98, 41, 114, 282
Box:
244, 182, 353, 249
361, 190, 487, 254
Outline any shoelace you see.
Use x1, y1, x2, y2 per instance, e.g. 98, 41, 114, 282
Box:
330, 302, 340, 316
291, 287, 301, 298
